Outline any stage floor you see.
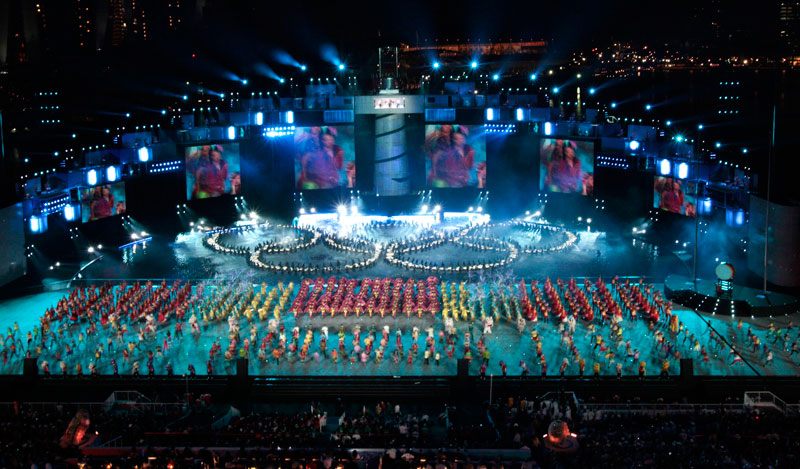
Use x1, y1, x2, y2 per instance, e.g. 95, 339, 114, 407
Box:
78, 218, 684, 283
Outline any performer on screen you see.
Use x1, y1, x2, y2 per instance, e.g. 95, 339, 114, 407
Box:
89, 186, 115, 220
195, 145, 229, 198
296, 127, 344, 189
426, 125, 475, 188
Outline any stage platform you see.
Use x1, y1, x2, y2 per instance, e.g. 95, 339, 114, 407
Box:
665, 275, 800, 318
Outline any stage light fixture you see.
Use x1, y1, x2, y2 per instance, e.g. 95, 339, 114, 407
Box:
476, 206, 483, 212
552, 87, 559, 94
286, 110, 294, 124
125, 112, 131, 118
492, 74, 499, 81
106, 166, 119, 182
434, 205, 441, 213
629, 140, 640, 151
227, 126, 236, 140
715, 142, 721, 148
677, 162, 689, 179
659, 159, 671, 176
241, 79, 248, 85
485, 108, 495, 121
338, 64, 345, 70
421, 204, 429, 213
645, 104, 652, 111
742, 148, 748, 154
279, 78, 285, 83
87, 169, 99, 186
610, 102, 617, 108
63, 205, 78, 222
299, 208, 306, 214
698, 124, 704, 130
675, 135, 684, 142
137, 147, 150, 162
544, 122, 553, 136
433, 62, 440, 69
589, 88, 596, 95
255, 112, 264, 126
530, 73, 537, 80
337, 205, 348, 216
471, 61, 478, 69
87, 246, 94, 253
515, 108, 525, 121
310, 207, 316, 213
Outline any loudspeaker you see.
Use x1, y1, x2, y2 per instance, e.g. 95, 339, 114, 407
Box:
457, 359, 469, 379
236, 358, 248, 377
23, 358, 38, 377
680, 358, 694, 380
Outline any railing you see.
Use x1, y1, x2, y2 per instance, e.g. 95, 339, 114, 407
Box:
744, 391, 792, 414
579, 402, 744, 416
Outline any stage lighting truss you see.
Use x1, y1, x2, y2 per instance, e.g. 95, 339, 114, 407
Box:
148, 160, 182, 174
263, 126, 295, 138
39, 194, 70, 216
485, 123, 516, 134
596, 155, 629, 169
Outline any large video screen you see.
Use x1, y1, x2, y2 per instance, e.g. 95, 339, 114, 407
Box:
540, 139, 595, 195
186, 143, 242, 200
0, 203, 26, 288
80, 182, 127, 222
654, 176, 697, 217
424, 124, 486, 188
294, 126, 355, 190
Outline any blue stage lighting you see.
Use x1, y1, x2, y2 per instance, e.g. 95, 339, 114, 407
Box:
63, 205, 78, 222
610, 102, 617, 108
255, 112, 264, 126
286, 111, 294, 124
300, 65, 307, 71
552, 87, 559, 94
530, 73, 537, 80
241, 79, 248, 85
492, 74, 499, 81
338, 64, 345, 70
106, 166, 119, 182
589, 88, 596, 95
715, 142, 721, 148
87, 169, 99, 186
677, 162, 689, 179
665, 120, 671, 126
279, 78, 285, 83
702, 197, 712, 214
544, 122, 553, 136
471, 61, 478, 69
137, 147, 151, 162
29, 216, 44, 233
125, 112, 131, 118
433, 62, 440, 69
485, 108, 495, 121
698, 124, 704, 130
645, 104, 652, 111
182, 95, 188, 101
161, 110, 167, 115
675, 135, 684, 142
659, 159, 671, 176
515, 108, 525, 121
629, 140, 640, 151
227, 126, 236, 140
742, 148, 748, 154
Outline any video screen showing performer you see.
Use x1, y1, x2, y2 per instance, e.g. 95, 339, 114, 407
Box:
79, 182, 126, 222
185, 143, 242, 200
540, 139, 594, 195
294, 126, 355, 190
654, 176, 697, 217
424, 124, 486, 188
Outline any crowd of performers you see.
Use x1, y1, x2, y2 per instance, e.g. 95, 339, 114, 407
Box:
1, 276, 796, 378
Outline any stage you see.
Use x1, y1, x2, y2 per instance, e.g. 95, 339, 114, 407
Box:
665, 274, 800, 317
76, 215, 683, 283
